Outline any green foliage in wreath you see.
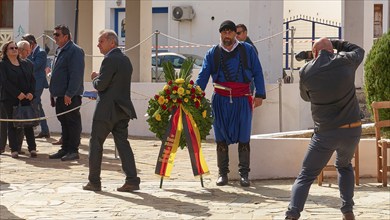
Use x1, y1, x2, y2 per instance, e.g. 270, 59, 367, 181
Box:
364, 31, 390, 136
146, 58, 213, 149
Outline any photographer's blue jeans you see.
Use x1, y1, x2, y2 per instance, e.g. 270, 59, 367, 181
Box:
286, 126, 361, 219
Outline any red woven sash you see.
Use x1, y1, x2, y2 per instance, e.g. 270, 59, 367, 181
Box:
214, 82, 251, 97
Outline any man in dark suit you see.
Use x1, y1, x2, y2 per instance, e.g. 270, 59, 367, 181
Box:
22, 34, 51, 138
48, 25, 84, 161
83, 29, 139, 192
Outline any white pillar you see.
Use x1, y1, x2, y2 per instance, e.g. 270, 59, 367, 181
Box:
13, 0, 46, 41
91, 1, 106, 76
125, 0, 152, 82
342, 0, 373, 88
248, 1, 284, 84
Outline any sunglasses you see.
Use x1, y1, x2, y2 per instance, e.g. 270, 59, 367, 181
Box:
8, 46, 18, 50
53, 33, 61, 37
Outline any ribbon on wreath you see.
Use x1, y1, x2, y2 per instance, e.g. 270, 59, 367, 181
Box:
155, 105, 209, 178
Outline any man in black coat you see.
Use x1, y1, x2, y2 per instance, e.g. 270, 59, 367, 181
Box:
83, 29, 139, 192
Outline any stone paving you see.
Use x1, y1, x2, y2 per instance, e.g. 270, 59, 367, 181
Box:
0, 134, 389, 220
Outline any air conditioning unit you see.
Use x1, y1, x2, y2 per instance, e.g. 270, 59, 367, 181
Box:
172, 6, 195, 21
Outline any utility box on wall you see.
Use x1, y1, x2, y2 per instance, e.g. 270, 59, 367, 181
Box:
172, 6, 195, 21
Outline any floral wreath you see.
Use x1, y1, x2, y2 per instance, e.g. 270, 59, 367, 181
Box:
146, 58, 213, 149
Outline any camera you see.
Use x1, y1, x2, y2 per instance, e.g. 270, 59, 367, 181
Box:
295, 51, 313, 62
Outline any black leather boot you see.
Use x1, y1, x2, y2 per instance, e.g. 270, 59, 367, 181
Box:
216, 141, 229, 186
238, 142, 250, 187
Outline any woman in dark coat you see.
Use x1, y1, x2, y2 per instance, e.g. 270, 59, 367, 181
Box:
1, 41, 37, 158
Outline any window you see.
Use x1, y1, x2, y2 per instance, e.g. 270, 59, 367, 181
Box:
165, 55, 184, 68
374, 4, 383, 38
0, 0, 13, 28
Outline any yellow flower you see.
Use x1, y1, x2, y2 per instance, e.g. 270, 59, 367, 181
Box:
163, 85, 169, 90
172, 90, 177, 94
158, 96, 165, 105
202, 110, 207, 118
175, 78, 185, 84
196, 85, 202, 92
186, 90, 191, 94
184, 98, 189, 103
177, 87, 185, 96
187, 84, 193, 89
173, 99, 177, 103
155, 113, 161, 121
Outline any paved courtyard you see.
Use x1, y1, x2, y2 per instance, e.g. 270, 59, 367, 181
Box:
1, 134, 389, 220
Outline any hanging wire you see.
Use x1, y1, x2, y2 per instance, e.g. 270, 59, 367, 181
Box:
159, 32, 213, 48
253, 28, 291, 44
0, 99, 94, 123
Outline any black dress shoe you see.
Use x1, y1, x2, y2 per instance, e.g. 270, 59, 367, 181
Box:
35, 133, 50, 138
61, 152, 79, 161
49, 150, 67, 159
343, 212, 355, 220
216, 174, 228, 186
240, 176, 250, 187
83, 182, 101, 191
117, 183, 140, 192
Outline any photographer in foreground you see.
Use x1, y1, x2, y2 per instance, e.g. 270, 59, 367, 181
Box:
285, 38, 365, 220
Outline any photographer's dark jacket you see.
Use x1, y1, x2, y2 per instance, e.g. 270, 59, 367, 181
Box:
299, 40, 365, 132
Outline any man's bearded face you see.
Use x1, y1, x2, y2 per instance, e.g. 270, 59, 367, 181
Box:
220, 30, 236, 47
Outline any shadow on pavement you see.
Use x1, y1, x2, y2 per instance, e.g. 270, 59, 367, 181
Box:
0, 180, 11, 191
8, 143, 132, 175
96, 191, 211, 218
0, 205, 24, 220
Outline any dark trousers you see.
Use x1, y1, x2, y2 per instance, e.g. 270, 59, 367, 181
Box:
4, 103, 36, 152
88, 119, 140, 185
33, 88, 49, 134
55, 96, 82, 153
286, 126, 361, 219
0, 102, 7, 151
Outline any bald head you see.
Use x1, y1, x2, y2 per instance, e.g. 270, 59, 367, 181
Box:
312, 37, 334, 58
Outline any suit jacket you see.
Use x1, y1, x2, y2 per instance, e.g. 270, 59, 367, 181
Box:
92, 48, 137, 123
299, 40, 365, 131
0, 58, 35, 106
49, 41, 84, 98
28, 45, 49, 91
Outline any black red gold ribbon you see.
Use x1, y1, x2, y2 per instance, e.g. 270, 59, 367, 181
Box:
155, 105, 209, 178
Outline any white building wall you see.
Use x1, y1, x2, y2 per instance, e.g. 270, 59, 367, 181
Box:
284, 0, 342, 22
13, 0, 46, 42
98, 1, 289, 84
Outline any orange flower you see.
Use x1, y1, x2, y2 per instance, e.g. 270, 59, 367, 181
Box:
177, 87, 185, 96
158, 96, 165, 105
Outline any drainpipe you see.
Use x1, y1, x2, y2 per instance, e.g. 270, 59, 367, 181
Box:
74, 0, 79, 44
